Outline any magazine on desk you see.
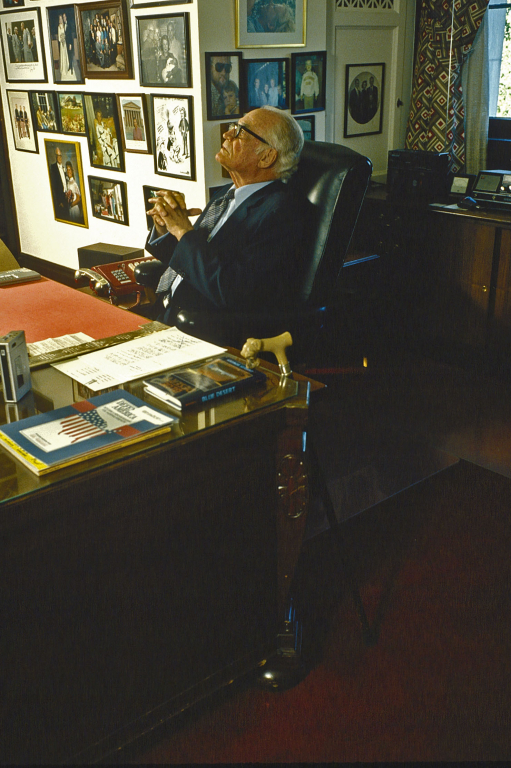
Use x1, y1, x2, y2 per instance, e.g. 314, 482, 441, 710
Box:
143, 356, 266, 410
0, 390, 175, 476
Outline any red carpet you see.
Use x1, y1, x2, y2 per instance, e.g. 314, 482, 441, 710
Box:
130, 461, 511, 763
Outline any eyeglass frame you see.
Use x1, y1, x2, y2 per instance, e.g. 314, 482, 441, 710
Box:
228, 121, 271, 146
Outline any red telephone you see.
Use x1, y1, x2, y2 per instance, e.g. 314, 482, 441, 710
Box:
75, 257, 160, 307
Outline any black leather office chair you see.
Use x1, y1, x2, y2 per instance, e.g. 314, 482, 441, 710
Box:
136, 140, 372, 360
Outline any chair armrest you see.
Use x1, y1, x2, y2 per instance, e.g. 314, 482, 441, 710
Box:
133, 259, 165, 289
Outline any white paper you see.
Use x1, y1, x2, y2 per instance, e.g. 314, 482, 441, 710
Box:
52, 328, 226, 391
28, 333, 94, 356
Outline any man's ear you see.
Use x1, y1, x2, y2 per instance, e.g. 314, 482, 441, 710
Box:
257, 146, 278, 169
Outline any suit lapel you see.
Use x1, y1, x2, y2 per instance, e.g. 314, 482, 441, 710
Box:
207, 181, 281, 244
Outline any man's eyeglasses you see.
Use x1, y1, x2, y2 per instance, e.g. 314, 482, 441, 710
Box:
214, 62, 232, 73
228, 122, 270, 146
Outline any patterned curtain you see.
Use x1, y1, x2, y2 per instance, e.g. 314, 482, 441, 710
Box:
405, 0, 490, 172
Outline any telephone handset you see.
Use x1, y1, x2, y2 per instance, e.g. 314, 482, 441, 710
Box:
74, 256, 160, 307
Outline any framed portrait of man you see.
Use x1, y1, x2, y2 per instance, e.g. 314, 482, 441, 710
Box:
44, 137, 88, 227
344, 62, 385, 138
47, 5, 84, 85
291, 50, 326, 114
89, 176, 128, 225
117, 93, 150, 153
205, 52, 242, 121
6, 88, 37, 152
0, 7, 47, 82
243, 57, 289, 112
235, 0, 306, 48
57, 91, 86, 135
76, 0, 132, 80
30, 91, 60, 133
152, 94, 194, 181
136, 12, 190, 88
84, 92, 124, 172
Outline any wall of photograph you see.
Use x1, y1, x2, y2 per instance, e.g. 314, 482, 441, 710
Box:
0, 0, 327, 271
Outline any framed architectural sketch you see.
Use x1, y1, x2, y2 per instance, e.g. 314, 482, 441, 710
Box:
83, 92, 124, 171
236, 0, 306, 48
295, 114, 315, 140
0, 7, 47, 82
47, 5, 84, 84
344, 62, 384, 138
291, 50, 326, 114
44, 137, 88, 227
205, 52, 242, 121
6, 88, 37, 152
77, 0, 132, 80
117, 93, 150, 153
89, 175, 128, 225
30, 91, 60, 132
57, 91, 86, 135
243, 57, 288, 111
136, 12, 190, 87
152, 93, 194, 180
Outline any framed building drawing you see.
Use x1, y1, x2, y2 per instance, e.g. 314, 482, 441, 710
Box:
89, 175, 128, 225
44, 137, 88, 227
0, 7, 47, 82
136, 12, 190, 87
152, 93, 194, 180
236, 0, 306, 48
77, 0, 132, 80
47, 5, 84, 84
344, 62, 384, 138
117, 93, 150, 153
6, 88, 37, 152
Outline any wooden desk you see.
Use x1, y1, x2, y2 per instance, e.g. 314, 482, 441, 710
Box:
0, 280, 314, 764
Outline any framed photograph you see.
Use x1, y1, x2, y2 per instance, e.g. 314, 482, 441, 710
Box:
89, 175, 128, 225
57, 91, 86, 135
6, 89, 37, 152
295, 114, 315, 141
235, 0, 306, 48
244, 57, 288, 111
2, 0, 25, 8
205, 52, 241, 121
30, 91, 59, 132
291, 50, 326, 114
136, 13, 190, 88
152, 93, 194, 181
44, 137, 88, 227
47, 5, 84, 84
143, 183, 170, 229
84, 92, 124, 171
344, 62, 384, 138
76, 0, 132, 80
131, 0, 190, 8
0, 7, 47, 82
117, 93, 150, 153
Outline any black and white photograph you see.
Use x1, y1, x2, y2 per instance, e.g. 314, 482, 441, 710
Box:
236, 0, 306, 48
152, 94, 194, 180
291, 50, 326, 114
117, 93, 150, 153
295, 114, 314, 140
0, 7, 47, 82
244, 57, 288, 111
30, 91, 59, 132
44, 137, 88, 227
136, 13, 190, 87
6, 88, 37, 152
57, 91, 86, 135
205, 52, 242, 121
89, 175, 128, 225
47, 5, 83, 84
344, 62, 384, 138
77, 0, 132, 79
84, 92, 124, 171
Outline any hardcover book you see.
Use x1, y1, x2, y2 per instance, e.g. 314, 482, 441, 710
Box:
0, 390, 175, 476
143, 356, 266, 410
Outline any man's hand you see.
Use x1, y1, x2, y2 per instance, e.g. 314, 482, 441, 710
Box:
147, 189, 202, 240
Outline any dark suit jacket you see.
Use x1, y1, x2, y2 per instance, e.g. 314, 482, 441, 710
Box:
50, 161, 68, 219
145, 180, 313, 318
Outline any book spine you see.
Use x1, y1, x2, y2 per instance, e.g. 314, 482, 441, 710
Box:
0, 431, 48, 473
186, 376, 256, 407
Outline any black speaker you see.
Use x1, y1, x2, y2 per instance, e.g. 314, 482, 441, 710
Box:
77, 242, 144, 269
387, 149, 450, 203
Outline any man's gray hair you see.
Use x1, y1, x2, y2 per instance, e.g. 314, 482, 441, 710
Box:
258, 106, 304, 182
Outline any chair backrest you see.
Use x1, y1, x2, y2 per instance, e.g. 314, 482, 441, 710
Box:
288, 140, 372, 307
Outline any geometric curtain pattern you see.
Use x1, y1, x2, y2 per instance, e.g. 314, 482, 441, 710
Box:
336, 0, 394, 8
405, 0, 490, 172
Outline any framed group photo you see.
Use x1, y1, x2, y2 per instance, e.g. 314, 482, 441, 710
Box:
2, 0, 26, 8
0, 7, 47, 82
47, 5, 84, 84
205, 52, 241, 121
6, 89, 37, 152
152, 93, 194, 180
136, 13, 190, 88
44, 137, 88, 227
77, 0, 132, 80
84, 92, 124, 171
31, 91, 59, 132
244, 57, 288, 111
57, 91, 86, 135
89, 175, 128, 225
291, 50, 326, 114
344, 62, 384, 138
117, 93, 150, 153
235, 0, 306, 48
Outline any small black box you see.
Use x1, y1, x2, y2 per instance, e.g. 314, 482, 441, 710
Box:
77, 243, 144, 269
387, 149, 450, 203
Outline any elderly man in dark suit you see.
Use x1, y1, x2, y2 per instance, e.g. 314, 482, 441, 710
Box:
145, 106, 311, 326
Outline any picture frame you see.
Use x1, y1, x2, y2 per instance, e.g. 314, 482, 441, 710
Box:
291, 50, 326, 114
89, 175, 128, 225
243, 57, 288, 111
143, 183, 170, 229
47, 5, 84, 84
117, 93, 150, 154
344, 62, 384, 138
30, 91, 60, 132
295, 114, 315, 141
44, 137, 88, 227
131, 0, 190, 9
57, 91, 86, 135
136, 13, 190, 88
2, 0, 25, 8
205, 52, 242, 121
76, 0, 132, 80
83, 92, 124, 172
0, 7, 47, 82
152, 93, 194, 181
235, 0, 306, 49
6, 88, 37, 152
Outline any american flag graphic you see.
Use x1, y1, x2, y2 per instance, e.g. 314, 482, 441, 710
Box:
58, 410, 109, 444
